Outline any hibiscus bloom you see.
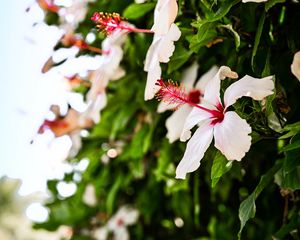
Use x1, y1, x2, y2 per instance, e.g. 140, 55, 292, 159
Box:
93, 206, 139, 240
38, 106, 93, 157
91, 2, 180, 100
158, 63, 219, 142
84, 29, 127, 123
38, 108, 93, 137
156, 66, 274, 179
177, 67, 274, 179
144, 0, 181, 100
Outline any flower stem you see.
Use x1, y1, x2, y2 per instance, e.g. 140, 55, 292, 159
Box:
86, 46, 104, 54
118, 25, 153, 34
156, 79, 223, 117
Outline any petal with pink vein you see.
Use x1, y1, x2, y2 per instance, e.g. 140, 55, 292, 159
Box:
213, 111, 252, 161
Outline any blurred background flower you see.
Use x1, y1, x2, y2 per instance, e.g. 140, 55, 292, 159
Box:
0, 1, 81, 238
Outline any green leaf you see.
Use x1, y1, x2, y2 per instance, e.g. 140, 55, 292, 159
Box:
238, 160, 282, 237
189, 0, 240, 52
238, 194, 256, 239
263, 74, 282, 132
106, 174, 123, 214
71, 236, 93, 240
274, 213, 300, 239
218, 24, 241, 50
167, 45, 193, 74
143, 116, 159, 153
121, 123, 157, 178
47, 180, 59, 197
254, 160, 283, 196
130, 124, 150, 159
278, 137, 300, 190
265, 0, 286, 12
262, 49, 271, 77
211, 151, 232, 188
189, 22, 217, 52
281, 167, 300, 190
165, 178, 189, 194
110, 103, 137, 139
280, 139, 300, 152
280, 121, 300, 139
192, 0, 240, 28
154, 140, 172, 181
251, 12, 266, 70
123, 3, 156, 20
194, 172, 200, 227
283, 135, 300, 174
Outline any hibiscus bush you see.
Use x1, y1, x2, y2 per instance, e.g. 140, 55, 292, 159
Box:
33, 0, 300, 239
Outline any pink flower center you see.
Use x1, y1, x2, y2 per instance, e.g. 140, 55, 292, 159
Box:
91, 12, 153, 35
187, 89, 202, 104
210, 103, 224, 125
155, 79, 225, 124
91, 12, 122, 35
116, 218, 124, 226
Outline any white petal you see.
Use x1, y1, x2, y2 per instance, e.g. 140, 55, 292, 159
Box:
214, 111, 252, 161
68, 131, 82, 157
203, 66, 236, 106
102, 46, 124, 77
195, 65, 219, 91
144, 61, 162, 100
144, 36, 161, 72
176, 121, 214, 179
181, 62, 199, 90
110, 67, 126, 81
82, 184, 97, 207
224, 75, 274, 108
291, 51, 300, 81
52, 47, 79, 63
93, 227, 109, 240
180, 107, 212, 141
168, 23, 181, 41
84, 93, 107, 123
157, 101, 177, 113
113, 227, 129, 240
54, 55, 101, 76
102, 30, 127, 49
151, 0, 178, 35
87, 70, 109, 102
157, 24, 181, 63
166, 105, 192, 143
157, 39, 175, 63
123, 208, 139, 225
109, 206, 139, 229
144, 25, 180, 73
